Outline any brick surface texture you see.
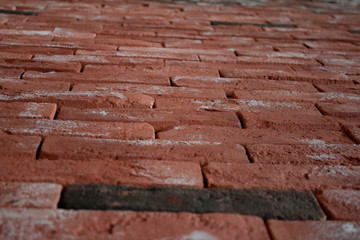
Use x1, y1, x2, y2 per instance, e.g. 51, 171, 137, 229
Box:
0, 0, 359, 239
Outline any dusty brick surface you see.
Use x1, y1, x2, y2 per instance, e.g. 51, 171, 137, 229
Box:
0, 182, 62, 209
0, 209, 269, 240
268, 220, 360, 240
1, 0, 360, 237
316, 189, 360, 221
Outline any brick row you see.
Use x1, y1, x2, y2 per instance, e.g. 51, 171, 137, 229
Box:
0, 102, 57, 119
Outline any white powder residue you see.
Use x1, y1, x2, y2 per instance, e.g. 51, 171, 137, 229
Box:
306, 153, 337, 161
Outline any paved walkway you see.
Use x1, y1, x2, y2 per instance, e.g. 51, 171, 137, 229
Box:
0, 0, 359, 239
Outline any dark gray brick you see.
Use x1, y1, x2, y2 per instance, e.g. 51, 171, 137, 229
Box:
59, 185, 325, 220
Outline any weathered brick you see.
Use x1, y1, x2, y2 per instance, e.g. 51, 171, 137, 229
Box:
203, 163, 360, 191
0, 79, 70, 91
0, 158, 203, 188
58, 107, 241, 131
0, 67, 23, 79
0, 133, 41, 160
0, 209, 269, 240
316, 189, 360, 221
22, 71, 170, 85
157, 125, 352, 144
155, 97, 321, 114
0, 119, 155, 140
171, 76, 318, 93
219, 69, 351, 84
316, 102, 360, 118
0, 91, 154, 109
0, 59, 81, 72
72, 83, 226, 99
83, 65, 220, 77
342, 123, 360, 144
0, 45, 74, 55
39, 136, 248, 164
240, 112, 340, 131
315, 83, 360, 95
60, 184, 325, 220
0, 102, 57, 119
0, 182, 62, 209
246, 144, 360, 165
268, 220, 360, 240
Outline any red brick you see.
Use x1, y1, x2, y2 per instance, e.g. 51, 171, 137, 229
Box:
171, 76, 318, 93
77, 48, 199, 61
155, 97, 321, 115
246, 144, 360, 165
0, 91, 154, 109
58, 107, 241, 132
39, 136, 248, 164
268, 220, 360, 240
0, 102, 57, 119
0, 52, 33, 60
157, 125, 352, 144
0, 45, 74, 55
72, 83, 226, 99
22, 71, 170, 86
316, 102, 360, 118
32, 54, 164, 66
0, 59, 81, 73
0, 158, 203, 188
203, 163, 360, 190
342, 123, 360, 144
0, 79, 70, 91
219, 69, 351, 84
315, 83, 360, 95
233, 90, 360, 103
83, 65, 220, 77
240, 112, 340, 131
0, 182, 62, 209
0, 119, 155, 140
316, 189, 360, 221
0, 67, 23, 79
95, 37, 162, 47
0, 209, 269, 240
0, 133, 41, 160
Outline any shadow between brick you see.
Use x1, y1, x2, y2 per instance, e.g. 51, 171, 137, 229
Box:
59, 184, 325, 221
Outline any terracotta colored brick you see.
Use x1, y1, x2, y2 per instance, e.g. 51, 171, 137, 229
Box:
219, 69, 351, 84
246, 144, 360, 165
0, 52, 32, 60
268, 220, 360, 240
157, 125, 352, 144
240, 112, 340, 131
203, 163, 360, 191
22, 71, 170, 86
342, 123, 360, 144
0, 102, 57, 119
32, 54, 164, 66
0, 91, 154, 109
316, 102, 360, 118
316, 189, 360, 221
72, 83, 226, 99
0, 79, 70, 91
60, 185, 325, 220
39, 136, 248, 164
83, 65, 220, 77
0, 45, 74, 55
0, 119, 155, 140
58, 107, 241, 131
0, 182, 62, 209
0, 133, 41, 160
0, 67, 23, 79
0, 158, 203, 188
172, 76, 318, 93
233, 90, 360, 103
315, 83, 360, 95
0, 209, 269, 240
77, 48, 199, 61
155, 97, 321, 115
0, 59, 81, 73
95, 37, 162, 47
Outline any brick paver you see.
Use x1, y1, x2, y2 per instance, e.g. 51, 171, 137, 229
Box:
0, 0, 359, 238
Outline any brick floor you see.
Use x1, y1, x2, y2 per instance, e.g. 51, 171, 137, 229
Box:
0, 0, 359, 239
